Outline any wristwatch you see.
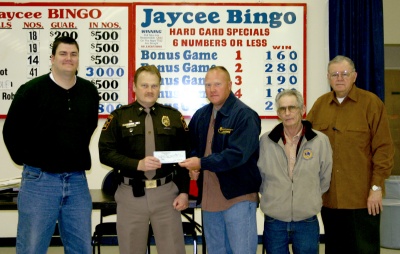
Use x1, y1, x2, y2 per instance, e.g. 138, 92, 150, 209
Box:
371, 185, 382, 191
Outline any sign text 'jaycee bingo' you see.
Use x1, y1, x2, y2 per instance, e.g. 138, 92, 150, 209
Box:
134, 3, 306, 118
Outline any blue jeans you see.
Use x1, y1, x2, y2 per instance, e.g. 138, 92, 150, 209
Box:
263, 215, 319, 254
202, 201, 258, 254
16, 165, 92, 254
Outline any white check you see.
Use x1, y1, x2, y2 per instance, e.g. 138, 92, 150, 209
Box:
153, 151, 186, 164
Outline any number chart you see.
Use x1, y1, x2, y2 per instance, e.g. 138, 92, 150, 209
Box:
0, 2, 132, 118
134, 3, 306, 118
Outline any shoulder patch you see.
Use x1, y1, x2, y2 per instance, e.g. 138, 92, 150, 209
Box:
102, 114, 114, 131
181, 116, 189, 131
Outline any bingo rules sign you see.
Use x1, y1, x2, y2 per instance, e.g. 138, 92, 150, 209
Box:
134, 3, 306, 118
0, 2, 133, 118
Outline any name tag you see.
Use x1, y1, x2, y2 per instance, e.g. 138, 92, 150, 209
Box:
122, 122, 140, 128
145, 180, 157, 189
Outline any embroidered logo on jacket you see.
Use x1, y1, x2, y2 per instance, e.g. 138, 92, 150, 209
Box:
302, 149, 313, 159
218, 127, 233, 134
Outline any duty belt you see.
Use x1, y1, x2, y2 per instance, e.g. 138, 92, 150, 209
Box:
122, 172, 174, 189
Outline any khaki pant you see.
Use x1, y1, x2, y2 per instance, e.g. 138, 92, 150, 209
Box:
115, 181, 186, 254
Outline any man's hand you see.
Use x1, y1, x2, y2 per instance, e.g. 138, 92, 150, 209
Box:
189, 170, 200, 180
367, 189, 383, 216
179, 157, 201, 171
173, 193, 189, 211
137, 156, 161, 171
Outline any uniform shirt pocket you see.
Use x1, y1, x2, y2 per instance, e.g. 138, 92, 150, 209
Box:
156, 127, 178, 150
121, 126, 144, 138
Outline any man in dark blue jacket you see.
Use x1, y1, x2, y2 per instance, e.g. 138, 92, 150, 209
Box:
179, 66, 261, 254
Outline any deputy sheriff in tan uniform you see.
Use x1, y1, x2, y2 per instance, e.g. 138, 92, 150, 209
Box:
99, 65, 190, 254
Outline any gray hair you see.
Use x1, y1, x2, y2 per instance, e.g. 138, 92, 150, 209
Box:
328, 55, 356, 72
275, 89, 304, 109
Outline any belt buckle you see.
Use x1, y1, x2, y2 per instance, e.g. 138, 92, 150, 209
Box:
145, 180, 157, 189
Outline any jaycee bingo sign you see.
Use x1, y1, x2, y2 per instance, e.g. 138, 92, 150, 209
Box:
133, 3, 306, 118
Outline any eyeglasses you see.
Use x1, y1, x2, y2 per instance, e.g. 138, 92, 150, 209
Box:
329, 71, 353, 80
277, 105, 299, 114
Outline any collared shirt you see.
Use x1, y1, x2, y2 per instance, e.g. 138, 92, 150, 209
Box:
307, 85, 394, 209
283, 126, 304, 179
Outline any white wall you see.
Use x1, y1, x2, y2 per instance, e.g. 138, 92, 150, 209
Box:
0, 0, 330, 238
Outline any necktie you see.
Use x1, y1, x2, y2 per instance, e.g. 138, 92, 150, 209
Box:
144, 108, 156, 179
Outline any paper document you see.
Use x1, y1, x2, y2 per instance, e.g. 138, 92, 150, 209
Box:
154, 151, 186, 164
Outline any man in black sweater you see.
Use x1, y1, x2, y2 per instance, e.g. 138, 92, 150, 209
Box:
3, 36, 99, 254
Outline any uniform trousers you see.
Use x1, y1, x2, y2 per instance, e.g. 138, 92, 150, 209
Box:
115, 180, 186, 254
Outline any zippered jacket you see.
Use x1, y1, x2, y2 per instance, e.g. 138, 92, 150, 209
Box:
189, 92, 262, 203
258, 120, 332, 222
